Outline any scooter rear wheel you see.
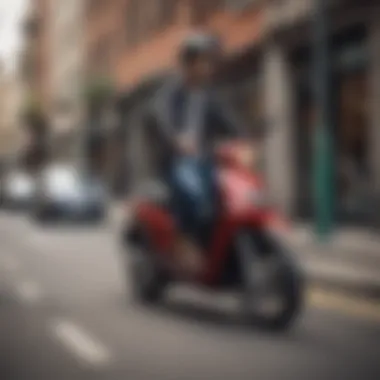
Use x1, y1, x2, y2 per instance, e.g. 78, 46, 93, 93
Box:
124, 226, 168, 304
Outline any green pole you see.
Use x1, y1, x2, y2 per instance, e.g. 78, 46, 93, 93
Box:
313, 0, 334, 241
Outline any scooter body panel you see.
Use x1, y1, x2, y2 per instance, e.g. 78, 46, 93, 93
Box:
133, 163, 283, 289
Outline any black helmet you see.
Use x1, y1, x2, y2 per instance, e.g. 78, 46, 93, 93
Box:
179, 32, 220, 64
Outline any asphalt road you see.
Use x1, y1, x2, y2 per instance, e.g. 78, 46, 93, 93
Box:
0, 212, 380, 380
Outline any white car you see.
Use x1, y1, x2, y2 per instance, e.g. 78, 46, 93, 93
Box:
34, 165, 108, 222
0, 171, 36, 210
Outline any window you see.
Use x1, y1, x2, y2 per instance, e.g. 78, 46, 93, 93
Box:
192, 0, 222, 24
158, 0, 177, 28
126, 0, 178, 47
142, 0, 161, 36
91, 34, 113, 73
144, 0, 177, 33
126, 0, 139, 46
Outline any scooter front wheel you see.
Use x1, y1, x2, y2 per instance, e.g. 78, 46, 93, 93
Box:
237, 231, 304, 331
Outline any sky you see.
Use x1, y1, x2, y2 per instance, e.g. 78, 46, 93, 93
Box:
0, 0, 29, 73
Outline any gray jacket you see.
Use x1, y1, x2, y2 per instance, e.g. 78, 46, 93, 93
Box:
145, 78, 244, 176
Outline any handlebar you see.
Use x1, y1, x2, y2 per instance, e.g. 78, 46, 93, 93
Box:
215, 140, 258, 168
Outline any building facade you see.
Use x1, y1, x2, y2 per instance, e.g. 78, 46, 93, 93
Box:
22, 0, 52, 112
262, 0, 380, 225
19, 0, 380, 225
18, 0, 51, 172
85, 0, 127, 80
49, 0, 85, 160
84, 0, 130, 181
115, 0, 264, 89
0, 70, 24, 156
21, 0, 86, 163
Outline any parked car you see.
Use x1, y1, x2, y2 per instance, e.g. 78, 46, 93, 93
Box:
0, 170, 36, 210
33, 165, 108, 223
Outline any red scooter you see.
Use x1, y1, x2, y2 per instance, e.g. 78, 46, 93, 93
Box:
121, 141, 304, 330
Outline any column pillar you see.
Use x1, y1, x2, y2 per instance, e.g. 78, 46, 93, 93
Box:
263, 41, 296, 216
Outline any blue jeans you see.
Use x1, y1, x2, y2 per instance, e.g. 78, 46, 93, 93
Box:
169, 155, 216, 237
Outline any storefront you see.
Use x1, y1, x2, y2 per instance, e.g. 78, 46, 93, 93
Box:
263, 1, 380, 227
292, 23, 372, 224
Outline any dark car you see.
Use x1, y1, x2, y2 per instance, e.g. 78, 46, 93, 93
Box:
33, 165, 107, 223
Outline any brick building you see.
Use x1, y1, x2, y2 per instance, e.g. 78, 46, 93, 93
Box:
49, 0, 86, 160
19, 0, 380, 225
19, 1, 265, 186
21, 0, 86, 164
22, 0, 52, 113
0, 70, 24, 156
19, 0, 52, 172
85, 0, 127, 79
114, 0, 263, 88
111, 0, 380, 226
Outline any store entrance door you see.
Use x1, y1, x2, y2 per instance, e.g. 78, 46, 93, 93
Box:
295, 69, 372, 225
294, 24, 372, 225
336, 70, 372, 223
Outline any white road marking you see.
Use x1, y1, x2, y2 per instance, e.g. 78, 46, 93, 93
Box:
28, 232, 53, 248
16, 281, 43, 303
51, 319, 111, 367
306, 260, 380, 286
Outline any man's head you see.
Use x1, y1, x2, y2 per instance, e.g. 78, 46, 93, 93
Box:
178, 32, 221, 86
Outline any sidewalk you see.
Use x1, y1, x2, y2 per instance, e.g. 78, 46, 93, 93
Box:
109, 200, 130, 227
286, 225, 380, 298
110, 202, 380, 298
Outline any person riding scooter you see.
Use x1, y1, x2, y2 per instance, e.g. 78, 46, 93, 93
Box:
145, 32, 246, 277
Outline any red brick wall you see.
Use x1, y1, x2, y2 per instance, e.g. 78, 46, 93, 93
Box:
207, 8, 264, 54
115, 24, 189, 89
115, 0, 190, 89
85, 1, 264, 90
85, 0, 128, 79
115, 1, 264, 90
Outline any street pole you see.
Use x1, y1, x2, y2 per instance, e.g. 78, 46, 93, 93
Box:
313, 0, 334, 241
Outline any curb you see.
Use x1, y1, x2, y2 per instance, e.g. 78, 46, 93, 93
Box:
289, 240, 380, 300
291, 244, 380, 269
303, 260, 380, 300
